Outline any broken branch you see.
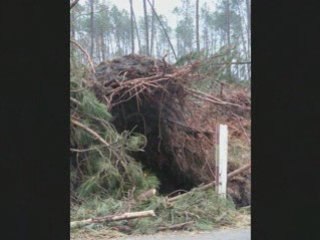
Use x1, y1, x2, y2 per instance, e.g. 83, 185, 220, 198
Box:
71, 118, 110, 147
70, 39, 96, 74
168, 163, 251, 202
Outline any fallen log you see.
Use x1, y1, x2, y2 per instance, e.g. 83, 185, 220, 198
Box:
167, 163, 251, 202
70, 210, 156, 229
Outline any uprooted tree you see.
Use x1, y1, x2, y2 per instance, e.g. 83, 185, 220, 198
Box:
70, 49, 250, 234
71, 51, 250, 201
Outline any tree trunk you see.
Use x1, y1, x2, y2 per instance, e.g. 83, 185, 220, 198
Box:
89, 0, 94, 58
106, 34, 110, 58
150, 0, 155, 56
246, 0, 251, 57
96, 35, 101, 62
101, 32, 106, 61
70, 7, 76, 39
132, 8, 142, 53
147, 0, 177, 60
226, 0, 232, 81
71, 210, 156, 229
143, 0, 149, 55
129, 0, 135, 54
246, 0, 251, 80
168, 163, 251, 203
196, 0, 200, 52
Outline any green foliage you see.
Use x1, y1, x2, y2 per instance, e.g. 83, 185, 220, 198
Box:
80, 90, 112, 121
70, 58, 159, 200
71, 188, 242, 234
175, 45, 249, 91
71, 196, 124, 221
129, 188, 237, 234
71, 0, 250, 80
173, 0, 195, 57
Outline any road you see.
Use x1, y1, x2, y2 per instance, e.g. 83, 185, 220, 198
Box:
117, 228, 250, 240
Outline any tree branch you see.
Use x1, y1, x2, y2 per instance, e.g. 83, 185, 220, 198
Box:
71, 118, 110, 147
167, 163, 251, 202
70, 39, 96, 74
146, 0, 177, 60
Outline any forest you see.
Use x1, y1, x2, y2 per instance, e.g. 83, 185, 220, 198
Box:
70, 0, 251, 239
71, 0, 250, 81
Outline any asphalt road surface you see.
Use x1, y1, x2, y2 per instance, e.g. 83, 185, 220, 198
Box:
118, 228, 250, 240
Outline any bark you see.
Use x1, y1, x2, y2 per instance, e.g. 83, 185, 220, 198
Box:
101, 32, 106, 61
89, 0, 95, 58
143, 0, 149, 55
246, 0, 251, 57
71, 118, 110, 147
71, 11, 76, 39
71, 210, 156, 229
196, 0, 200, 52
96, 34, 101, 62
70, 39, 95, 74
227, 163, 251, 179
146, 0, 177, 60
168, 163, 251, 202
132, 9, 142, 52
246, 0, 251, 79
150, 0, 155, 55
226, 0, 232, 81
129, 0, 135, 54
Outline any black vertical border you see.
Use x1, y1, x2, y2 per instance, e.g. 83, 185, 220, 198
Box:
0, 0, 319, 239
252, 0, 319, 239
0, 0, 69, 239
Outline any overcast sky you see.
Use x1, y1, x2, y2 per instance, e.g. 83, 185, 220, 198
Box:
108, 0, 181, 28
77, 0, 202, 29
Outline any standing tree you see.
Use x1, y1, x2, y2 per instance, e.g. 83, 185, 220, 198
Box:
196, 0, 200, 52
133, 11, 142, 53
213, 0, 243, 81
129, 0, 135, 53
150, 0, 155, 56
89, 0, 95, 58
147, 0, 177, 60
143, 0, 149, 55
173, 0, 195, 57
201, 3, 216, 55
226, 0, 232, 80
246, 0, 250, 57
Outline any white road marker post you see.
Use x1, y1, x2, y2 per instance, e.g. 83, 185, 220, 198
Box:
215, 124, 228, 198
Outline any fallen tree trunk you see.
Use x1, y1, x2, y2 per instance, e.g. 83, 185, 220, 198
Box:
168, 163, 251, 202
71, 210, 156, 229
